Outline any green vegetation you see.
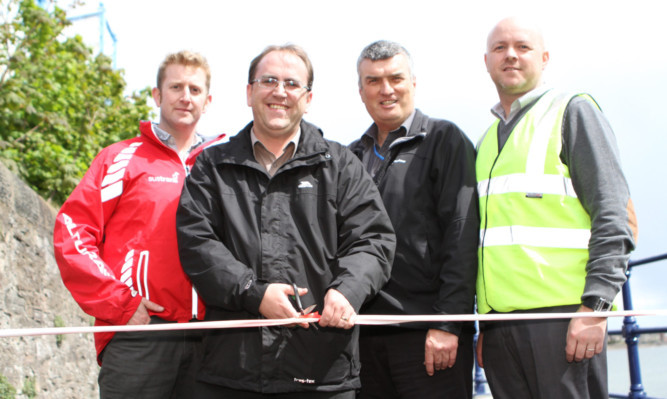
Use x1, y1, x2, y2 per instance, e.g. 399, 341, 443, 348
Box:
54, 314, 65, 347
22, 377, 36, 399
0, 0, 153, 204
0, 375, 16, 399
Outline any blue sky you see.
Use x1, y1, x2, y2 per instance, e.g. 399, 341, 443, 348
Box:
62, 0, 667, 329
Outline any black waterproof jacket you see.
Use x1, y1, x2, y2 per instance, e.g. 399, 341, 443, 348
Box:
349, 109, 479, 335
176, 120, 395, 393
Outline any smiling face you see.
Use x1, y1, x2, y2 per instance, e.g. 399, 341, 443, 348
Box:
358, 53, 416, 135
152, 64, 211, 136
246, 50, 312, 143
485, 17, 549, 105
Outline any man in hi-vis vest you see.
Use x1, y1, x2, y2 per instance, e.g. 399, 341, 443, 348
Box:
475, 16, 638, 399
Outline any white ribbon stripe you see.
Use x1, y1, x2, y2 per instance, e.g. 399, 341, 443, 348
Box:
1, 310, 666, 338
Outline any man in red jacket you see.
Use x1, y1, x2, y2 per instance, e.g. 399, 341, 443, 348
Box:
53, 50, 221, 398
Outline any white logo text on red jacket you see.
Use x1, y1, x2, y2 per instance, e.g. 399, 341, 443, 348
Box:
61, 213, 112, 278
148, 171, 180, 184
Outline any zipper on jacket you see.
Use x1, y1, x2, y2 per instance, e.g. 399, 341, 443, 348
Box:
192, 288, 198, 319
372, 133, 424, 185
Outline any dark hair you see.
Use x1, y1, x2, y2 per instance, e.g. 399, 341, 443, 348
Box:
248, 44, 314, 90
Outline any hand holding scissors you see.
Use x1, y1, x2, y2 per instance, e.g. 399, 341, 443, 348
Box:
291, 283, 319, 330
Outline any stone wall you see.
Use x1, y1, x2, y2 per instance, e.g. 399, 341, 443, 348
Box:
0, 162, 98, 398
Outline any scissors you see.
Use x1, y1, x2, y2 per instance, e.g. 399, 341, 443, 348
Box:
291, 283, 320, 330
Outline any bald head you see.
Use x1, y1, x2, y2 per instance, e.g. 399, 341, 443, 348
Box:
486, 16, 546, 53
484, 16, 550, 110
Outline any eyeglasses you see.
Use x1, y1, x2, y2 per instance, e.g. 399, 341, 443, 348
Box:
251, 77, 310, 93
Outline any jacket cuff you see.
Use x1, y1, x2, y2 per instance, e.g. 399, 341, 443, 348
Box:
431, 321, 463, 336
243, 279, 269, 315
582, 275, 622, 308
104, 293, 143, 326
330, 283, 363, 312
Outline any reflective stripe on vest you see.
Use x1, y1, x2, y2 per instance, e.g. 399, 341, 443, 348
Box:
476, 90, 595, 314
477, 173, 578, 198
481, 226, 590, 249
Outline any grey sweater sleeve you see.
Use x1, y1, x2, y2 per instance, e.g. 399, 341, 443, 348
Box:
561, 96, 637, 303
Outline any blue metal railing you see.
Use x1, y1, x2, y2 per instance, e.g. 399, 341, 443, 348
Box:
67, 2, 118, 68
36, 2, 117, 68
609, 253, 667, 399
474, 253, 667, 398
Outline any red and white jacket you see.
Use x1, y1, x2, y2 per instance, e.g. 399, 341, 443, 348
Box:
53, 121, 225, 363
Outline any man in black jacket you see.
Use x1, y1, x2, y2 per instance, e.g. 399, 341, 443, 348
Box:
176, 44, 396, 398
349, 40, 479, 399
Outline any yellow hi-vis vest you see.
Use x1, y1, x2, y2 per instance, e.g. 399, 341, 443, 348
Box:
476, 90, 595, 314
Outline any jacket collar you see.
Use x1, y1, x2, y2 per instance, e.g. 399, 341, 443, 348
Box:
407, 109, 429, 137
139, 120, 206, 150
217, 119, 328, 167
358, 108, 428, 151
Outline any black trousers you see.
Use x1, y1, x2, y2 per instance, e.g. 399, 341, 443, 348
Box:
482, 306, 608, 399
358, 327, 474, 399
194, 383, 356, 399
98, 317, 203, 399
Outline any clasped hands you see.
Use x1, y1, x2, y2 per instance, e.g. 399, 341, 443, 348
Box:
259, 283, 355, 329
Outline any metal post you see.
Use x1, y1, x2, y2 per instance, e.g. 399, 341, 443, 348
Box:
67, 2, 118, 68
107, 21, 117, 69
98, 3, 105, 55
621, 267, 647, 399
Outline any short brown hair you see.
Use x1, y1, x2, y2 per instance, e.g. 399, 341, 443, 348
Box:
156, 50, 211, 92
247, 44, 314, 90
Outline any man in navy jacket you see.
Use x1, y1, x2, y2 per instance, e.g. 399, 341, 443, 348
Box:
349, 40, 479, 399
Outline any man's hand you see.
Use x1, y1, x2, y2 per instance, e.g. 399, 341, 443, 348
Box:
259, 283, 309, 328
476, 331, 484, 368
318, 289, 355, 329
127, 298, 164, 325
565, 305, 607, 362
425, 329, 458, 376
